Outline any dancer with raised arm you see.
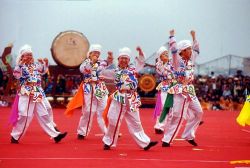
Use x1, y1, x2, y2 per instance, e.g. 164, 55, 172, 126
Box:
161, 30, 203, 147
102, 46, 158, 150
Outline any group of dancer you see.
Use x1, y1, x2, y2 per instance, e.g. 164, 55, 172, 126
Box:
9, 29, 205, 151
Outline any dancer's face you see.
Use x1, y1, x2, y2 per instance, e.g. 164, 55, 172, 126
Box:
21, 52, 34, 64
89, 51, 100, 63
160, 51, 169, 63
118, 56, 130, 69
180, 47, 192, 61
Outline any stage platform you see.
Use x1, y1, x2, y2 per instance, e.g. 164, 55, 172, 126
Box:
0, 107, 249, 168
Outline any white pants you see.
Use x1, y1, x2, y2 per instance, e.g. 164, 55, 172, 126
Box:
182, 97, 203, 140
102, 98, 151, 149
43, 97, 57, 127
10, 95, 60, 140
162, 94, 203, 143
154, 92, 168, 131
77, 91, 108, 136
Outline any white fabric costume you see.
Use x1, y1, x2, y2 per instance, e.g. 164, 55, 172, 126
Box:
102, 47, 153, 149
10, 45, 60, 141
162, 37, 203, 144
77, 44, 109, 137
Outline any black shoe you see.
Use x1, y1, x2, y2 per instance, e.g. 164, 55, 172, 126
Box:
155, 129, 164, 134
187, 139, 198, 146
103, 144, 110, 150
11, 137, 19, 144
54, 127, 60, 132
199, 121, 204, 126
77, 134, 85, 140
144, 141, 158, 151
162, 142, 170, 147
54, 132, 67, 143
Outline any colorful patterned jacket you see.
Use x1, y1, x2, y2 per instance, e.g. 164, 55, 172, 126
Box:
80, 58, 109, 100
112, 66, 141, 112
169, 36, 200, 100
13, 62, 47, 102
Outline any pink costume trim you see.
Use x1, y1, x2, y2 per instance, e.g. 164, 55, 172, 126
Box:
153, 92, 162, 119
9, 94, 19, 126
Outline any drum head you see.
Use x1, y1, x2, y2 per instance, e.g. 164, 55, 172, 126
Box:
139, 74, 156, 92
51, 30, 89, 68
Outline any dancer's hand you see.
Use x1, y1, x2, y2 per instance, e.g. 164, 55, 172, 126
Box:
107, 51, 113, 65
170, 29, 175, 36
43, 58, 48, 66
190, 30, 196, 41
136, 46, 144, 57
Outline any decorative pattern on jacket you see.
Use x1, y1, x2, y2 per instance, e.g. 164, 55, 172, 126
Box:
155, 60, 176, 92
168, 36, 199, 100
13, 63, 47, 102
112, 66, 141, 112
80, 58, 109, 99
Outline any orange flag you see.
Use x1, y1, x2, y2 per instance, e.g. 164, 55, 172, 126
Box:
102, 95, 113, 126
65, 82, 84, 116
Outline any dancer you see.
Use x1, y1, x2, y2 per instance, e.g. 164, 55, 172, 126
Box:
10, 44, 67, 144
66, 44, 110, 139
153, 30, 177, 134
102, 46, 158, 150
162, 30, 203, 147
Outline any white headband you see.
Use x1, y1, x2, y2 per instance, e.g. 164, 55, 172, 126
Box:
88, 44, 102, 57
156, 46, 168, 58
118, 47, 131, 59
177, 40, 192, 54
16, 44, 32, 65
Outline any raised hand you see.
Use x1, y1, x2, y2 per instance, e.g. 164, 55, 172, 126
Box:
43, 58, 49, 66
136, 46, 144, 57
108, 51, 113, 56
37, 58, 43, 64
170, 29, 175, 36
107, 51, 113, 65
7, 43, 13, 48
190, 30, 196, 41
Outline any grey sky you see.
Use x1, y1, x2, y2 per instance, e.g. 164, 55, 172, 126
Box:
1, 0, 250, 65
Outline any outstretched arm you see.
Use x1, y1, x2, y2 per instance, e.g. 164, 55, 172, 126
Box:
135, 46, 145, 72
191, 30, 199, 63
168, 29, 180, 71
1, 43, 13, 64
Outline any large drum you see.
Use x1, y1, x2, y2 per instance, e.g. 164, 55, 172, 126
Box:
138, 74, 156, 92
51, 30, 89, 68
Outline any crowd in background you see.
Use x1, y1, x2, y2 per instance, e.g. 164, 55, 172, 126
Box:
0, 67, 249, 111
194, 71, 249, 111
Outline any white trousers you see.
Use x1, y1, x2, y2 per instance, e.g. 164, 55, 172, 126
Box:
102, 98, 151, 149
10, 95, 60, 140
43, 97, 56, 127
77, 91, 108, 136
162, 94, 203, 143
154, 92, 168, 131
182, 97, 203, 139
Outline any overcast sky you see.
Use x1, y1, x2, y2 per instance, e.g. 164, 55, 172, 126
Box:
1, 0, 250, 65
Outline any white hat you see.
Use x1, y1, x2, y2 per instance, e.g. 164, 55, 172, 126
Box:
156, 46, 168, 58
177, 40, 192, 54
118, 47, 131, 59
16, 44, 32, 65
88, 44, 102, 57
